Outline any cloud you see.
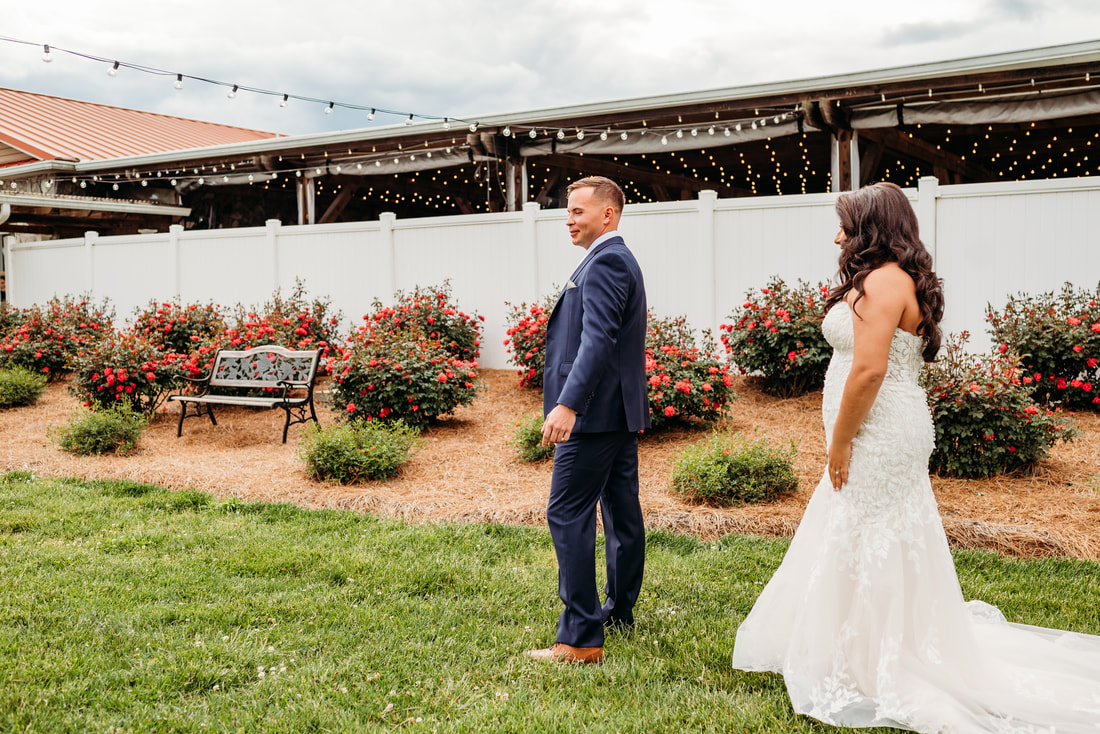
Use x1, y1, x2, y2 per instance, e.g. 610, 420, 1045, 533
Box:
881, 20, 982, 46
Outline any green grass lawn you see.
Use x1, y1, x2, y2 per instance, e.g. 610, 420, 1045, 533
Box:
1, 471, 1098, 733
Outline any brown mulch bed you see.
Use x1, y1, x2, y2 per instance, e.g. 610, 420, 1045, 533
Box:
2, 370, 1099, 561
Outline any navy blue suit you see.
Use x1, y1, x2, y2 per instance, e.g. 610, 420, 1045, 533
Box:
543, 234, 650, 648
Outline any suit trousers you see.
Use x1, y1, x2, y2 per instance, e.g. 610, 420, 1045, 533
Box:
547, 431, 645, 648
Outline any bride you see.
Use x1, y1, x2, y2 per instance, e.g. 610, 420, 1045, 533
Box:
732, 182, 1100, 732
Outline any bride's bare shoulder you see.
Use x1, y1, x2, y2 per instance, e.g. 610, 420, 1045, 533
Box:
863, 264, 916, 295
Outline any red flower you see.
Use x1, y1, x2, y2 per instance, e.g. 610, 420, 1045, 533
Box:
663, 406, 675, 417
346, 403, 356, 413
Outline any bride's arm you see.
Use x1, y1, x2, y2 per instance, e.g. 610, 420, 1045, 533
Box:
827, 266, 912, 490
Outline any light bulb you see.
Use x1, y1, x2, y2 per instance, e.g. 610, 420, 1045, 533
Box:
529, 129, 538, 139
620, 131, 629, 140
325, 102, 334, 116
469, 122, 478, 132
108, 61, 119, 77
556, 129, 565, 140
369, 109, 376, 122
227, 84, 238, 99
751, 121, 757, 130
112, 183, 119, 191
170, 179, 177, 186
661, 135, 668, 145
735, 123, 742, 132
280, 94, 288, 108
80, 181, 87, 189
576, 130, 584, 140
140, 180, 147, 187
600, 130, 608, 141
405, 114, 414, 125
760, 118, 767, 126
174, 74, 183, 90
708, 126, 715, 135
724, 128, 731, 136
41, 45, 52, 63
502, 126, 511, 137
691, 128, 698, 137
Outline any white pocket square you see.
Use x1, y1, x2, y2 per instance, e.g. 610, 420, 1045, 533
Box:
566, 280, 578, 290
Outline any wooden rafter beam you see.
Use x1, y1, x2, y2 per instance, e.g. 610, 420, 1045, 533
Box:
859, 127, 995, 182
540, 153, 749, 197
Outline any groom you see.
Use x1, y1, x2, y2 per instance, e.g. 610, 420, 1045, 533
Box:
528, 176, 650, 665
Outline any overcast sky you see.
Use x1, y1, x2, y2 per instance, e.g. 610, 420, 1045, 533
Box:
2, 0, 1099, 137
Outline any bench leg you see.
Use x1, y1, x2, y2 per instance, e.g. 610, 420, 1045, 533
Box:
175, 401, 217, 437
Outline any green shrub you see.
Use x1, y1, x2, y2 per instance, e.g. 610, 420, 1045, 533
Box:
130, 299, 226, 354
503, 293, 556, 388
51, 403, 148, 456
986, 282, 1100, 410
365, 282, 482, 362
920, 332, 1077, 478
646, 313, 736, 429
0, 365, 48, 408
68, 333, 188, 415
331, 327, 481, 428
508, 413, 554, 462
721, 277, 832, 397
299, 420, 421, 483
671, 431, 798, 506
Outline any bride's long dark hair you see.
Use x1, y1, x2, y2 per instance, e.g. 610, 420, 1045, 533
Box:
825, 182, 944, 362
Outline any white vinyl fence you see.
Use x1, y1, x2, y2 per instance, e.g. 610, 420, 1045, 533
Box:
6, 176, 1100, 369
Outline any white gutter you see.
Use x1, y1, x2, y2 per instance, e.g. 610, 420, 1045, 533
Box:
0, 193, 189, 216
2, 39, 1099, 179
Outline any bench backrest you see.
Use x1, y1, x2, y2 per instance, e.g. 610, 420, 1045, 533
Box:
208, 345, 320, 390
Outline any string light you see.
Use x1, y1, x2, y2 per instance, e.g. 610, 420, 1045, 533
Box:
174, 74, 183, 90
41, 44, 52, 63
280, 94, 288, 107
325, 102, 334, 116
108, 61, 119, 77
227, 84, 238, 100
502, 126, 511, 137
405, 114, 414, 125
529, 129, 539, 139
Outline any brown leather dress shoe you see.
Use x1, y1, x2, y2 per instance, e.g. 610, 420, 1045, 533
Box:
526, 642, 604, 664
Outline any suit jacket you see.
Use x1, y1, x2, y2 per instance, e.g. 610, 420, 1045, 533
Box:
543, 235, 651, 434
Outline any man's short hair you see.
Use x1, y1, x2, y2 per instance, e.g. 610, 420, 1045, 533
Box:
567, 176, 625, 213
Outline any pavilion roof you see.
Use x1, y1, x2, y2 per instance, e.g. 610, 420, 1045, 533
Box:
0, 87, 278, 168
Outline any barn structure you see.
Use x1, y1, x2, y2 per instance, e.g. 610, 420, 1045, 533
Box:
1, 39, 1099, 238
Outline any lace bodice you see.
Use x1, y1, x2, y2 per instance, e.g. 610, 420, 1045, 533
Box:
821, 300, 925, 384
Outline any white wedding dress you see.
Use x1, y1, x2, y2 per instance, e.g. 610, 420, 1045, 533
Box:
732, 301, 1100, 733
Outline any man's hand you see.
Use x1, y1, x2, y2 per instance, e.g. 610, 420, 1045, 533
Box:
541, 404, 577, 446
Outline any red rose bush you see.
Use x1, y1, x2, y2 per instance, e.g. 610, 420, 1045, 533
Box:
987, 282, 1100, 410
721, 277, 832, 398
919, 332, 1077, 478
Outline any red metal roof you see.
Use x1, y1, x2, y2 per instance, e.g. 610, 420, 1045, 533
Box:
0, 87, 279, 167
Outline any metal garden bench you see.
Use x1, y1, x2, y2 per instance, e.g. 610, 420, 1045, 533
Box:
168, 345, 320, 443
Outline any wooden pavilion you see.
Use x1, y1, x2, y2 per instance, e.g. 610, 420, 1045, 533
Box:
2, 40, 1100, 236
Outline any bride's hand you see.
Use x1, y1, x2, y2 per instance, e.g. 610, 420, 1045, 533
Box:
827, 441, 851, 491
